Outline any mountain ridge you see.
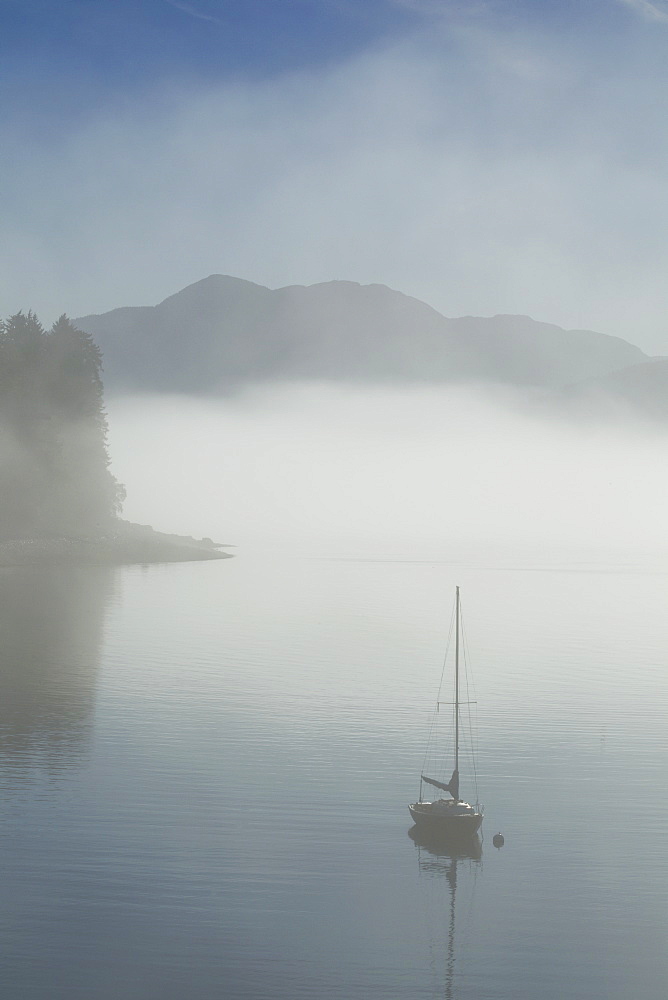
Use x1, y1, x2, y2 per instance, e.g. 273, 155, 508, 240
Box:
76, 274, 651, 395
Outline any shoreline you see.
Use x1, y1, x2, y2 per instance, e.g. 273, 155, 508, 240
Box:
0, 521, 233, 567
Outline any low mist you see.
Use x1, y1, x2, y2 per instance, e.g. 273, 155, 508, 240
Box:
107, 384, 668, 564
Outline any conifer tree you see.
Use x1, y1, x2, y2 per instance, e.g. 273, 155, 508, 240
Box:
0, 311, 125, 538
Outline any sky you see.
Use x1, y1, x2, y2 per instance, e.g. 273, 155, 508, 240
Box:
3, 0, 668, 352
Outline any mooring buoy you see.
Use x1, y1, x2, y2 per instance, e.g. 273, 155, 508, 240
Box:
492, 832, 505, 849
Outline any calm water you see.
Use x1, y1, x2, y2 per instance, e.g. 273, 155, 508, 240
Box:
0, 551, 667, 999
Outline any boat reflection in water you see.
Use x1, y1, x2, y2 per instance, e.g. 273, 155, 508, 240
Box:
409, 825, 482, 868
409, 826, 482, 1000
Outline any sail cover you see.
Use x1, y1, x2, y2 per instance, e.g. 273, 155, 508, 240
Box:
421, 769, 459, 800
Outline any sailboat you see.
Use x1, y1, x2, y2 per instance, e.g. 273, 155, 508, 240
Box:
408, 586, 483, 835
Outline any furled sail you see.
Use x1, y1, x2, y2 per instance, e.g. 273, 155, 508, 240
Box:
421, 769, 459, 800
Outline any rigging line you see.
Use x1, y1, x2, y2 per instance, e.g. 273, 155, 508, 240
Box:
436, 600, 457, 704
421, 702, 439, 788
460, 605, 480, 799
422, 598, 457, 780
465, 640, 480, 774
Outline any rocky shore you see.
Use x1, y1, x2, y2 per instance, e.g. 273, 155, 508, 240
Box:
0, 520, 232, 567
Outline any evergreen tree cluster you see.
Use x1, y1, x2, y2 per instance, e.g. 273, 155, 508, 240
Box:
0, 312, 125, 539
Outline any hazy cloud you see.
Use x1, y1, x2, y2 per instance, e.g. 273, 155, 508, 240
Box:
618, 0, 668, 22
387, 0, 489, 14
3, 10, 668, 352
163, 0, 223, 24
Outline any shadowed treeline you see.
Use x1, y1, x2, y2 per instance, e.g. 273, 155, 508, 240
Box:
0, 312, 125, 541
0, 311, 230, 565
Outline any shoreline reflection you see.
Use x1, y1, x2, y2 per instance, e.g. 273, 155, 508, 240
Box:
0, 566, 115, 779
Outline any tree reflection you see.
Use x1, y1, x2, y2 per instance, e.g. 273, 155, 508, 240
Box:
0, 566, 115, 775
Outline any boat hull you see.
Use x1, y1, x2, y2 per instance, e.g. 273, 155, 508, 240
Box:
408, 800, 483, 836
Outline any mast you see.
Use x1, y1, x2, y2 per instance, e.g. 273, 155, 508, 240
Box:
455, 585, 460, 776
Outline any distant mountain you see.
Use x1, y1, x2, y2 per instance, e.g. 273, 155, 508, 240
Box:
76, 275, 649, 394
565, 358, 668, 420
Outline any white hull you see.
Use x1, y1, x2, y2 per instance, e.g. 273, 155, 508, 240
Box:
408, 799, 483, 836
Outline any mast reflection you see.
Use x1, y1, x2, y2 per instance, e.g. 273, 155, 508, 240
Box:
409, 826, 482, 999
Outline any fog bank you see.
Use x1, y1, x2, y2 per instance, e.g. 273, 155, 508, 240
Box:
106, 385, 668, 564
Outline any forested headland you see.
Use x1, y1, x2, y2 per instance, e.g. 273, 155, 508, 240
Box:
0, 311, 226, 564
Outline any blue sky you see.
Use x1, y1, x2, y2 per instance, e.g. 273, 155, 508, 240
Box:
0, 1, 637, 118
3, 0, 668, 350
0, 2, 593, 88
